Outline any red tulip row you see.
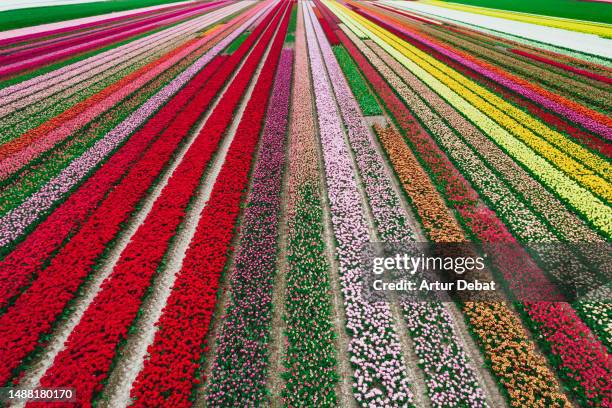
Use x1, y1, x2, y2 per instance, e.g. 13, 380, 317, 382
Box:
332, 27, 610, 407
0, 52, 230, 386
0, 52, 225, 314
31, 11, 286, 406
129, 3, 292, 407
0, 1, 274, 314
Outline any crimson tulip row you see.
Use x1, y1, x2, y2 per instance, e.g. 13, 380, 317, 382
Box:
32, 11, 284, 405
128, 3, 291, 407
0, 3, 276, 384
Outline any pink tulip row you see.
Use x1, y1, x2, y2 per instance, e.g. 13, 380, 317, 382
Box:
282, 7, 339, 404
304, 4, 414, 406
0, 32, 224, 180
313, 5, 490, 406
0, 3, 272, 249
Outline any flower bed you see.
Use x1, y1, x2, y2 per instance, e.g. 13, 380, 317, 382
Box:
34, 21, 280, 405
304, 4, 414, 406
128, 4, 291, 406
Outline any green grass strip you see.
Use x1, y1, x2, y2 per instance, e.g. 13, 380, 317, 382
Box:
332, 45, 382, 116
0, 0, 188, 31
224, 31, 249, 54
283, 183, 339, 407
286, 4, 297, 43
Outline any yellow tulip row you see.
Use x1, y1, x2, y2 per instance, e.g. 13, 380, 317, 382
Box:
347, 6, 611, 196
327, 1, 612, 237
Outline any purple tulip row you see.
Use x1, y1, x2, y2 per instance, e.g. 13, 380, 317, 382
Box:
309, 6, 490, 407
0, 3, 273, 249
205, 48, 293, 406
304, 4, 414, 406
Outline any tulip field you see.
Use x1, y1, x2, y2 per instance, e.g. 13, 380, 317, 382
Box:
0, 0, 610, 406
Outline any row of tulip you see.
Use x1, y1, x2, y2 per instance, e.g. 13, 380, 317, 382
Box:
510, 49, 612, 86
129, 4, 291, 406
0, 3, 270, 249
339, 6, 612, 237
313, 9, 494, 406
303, 5, 415, 406
329, 14, 612, 405
0, 9, 231, 144
0, 2, 226, 80
354, 4, 612, 157
30, 14, 280, 403
281, 9, 338, 405
206, 48, 293, 406
348, 6, 612, 181
0, 32, 214, 181
328, 20, 573, 407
